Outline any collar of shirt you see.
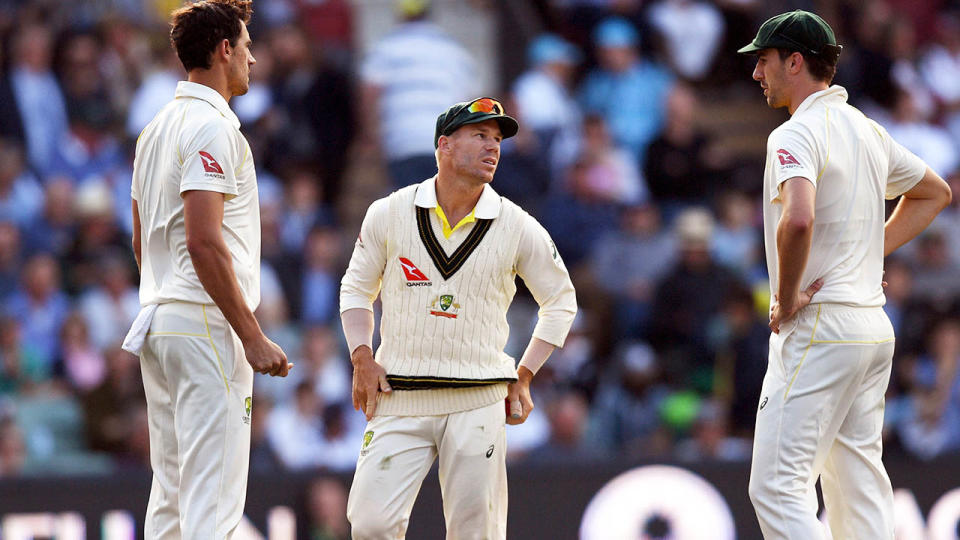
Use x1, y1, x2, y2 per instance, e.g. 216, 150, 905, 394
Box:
792, 85, 848, 116
174, 81, 241, 130
414, 176, 501, 237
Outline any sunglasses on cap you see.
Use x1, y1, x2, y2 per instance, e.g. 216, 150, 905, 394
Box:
466, 97, 504, 115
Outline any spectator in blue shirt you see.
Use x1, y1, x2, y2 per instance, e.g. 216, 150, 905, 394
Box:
578, 17, 674, 167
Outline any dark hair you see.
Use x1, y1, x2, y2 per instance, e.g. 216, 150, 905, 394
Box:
777, 48, 837, 84
170, 0, 252, 72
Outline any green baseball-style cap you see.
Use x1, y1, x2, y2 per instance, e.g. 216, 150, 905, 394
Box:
434, 97, 519, 148
738, 10, 842, 64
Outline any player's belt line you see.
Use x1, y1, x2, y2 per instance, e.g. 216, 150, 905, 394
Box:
146, 331, 208, 338
202, 305, 231, 394
784, 304, 821, 400
811, 338, 894, 344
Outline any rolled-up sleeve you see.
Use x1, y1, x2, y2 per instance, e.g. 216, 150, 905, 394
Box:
340, 197, 389, 313
515, 214, 578, 347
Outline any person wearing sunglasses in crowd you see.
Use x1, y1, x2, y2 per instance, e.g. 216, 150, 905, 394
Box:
339, 97, 578, 539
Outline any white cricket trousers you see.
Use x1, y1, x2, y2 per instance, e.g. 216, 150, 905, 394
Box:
347, 400, 508, 540
749, 303, 896, 540
139, 302, 254, 540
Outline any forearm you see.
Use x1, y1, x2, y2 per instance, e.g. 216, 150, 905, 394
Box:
517, 337, 555, 376
133, 237, 141, 273
884, 197, 945, 256
131, 200, 141, 272
341, 307, 374, 356
776, 220, 813, 303
189, 240, 262, 343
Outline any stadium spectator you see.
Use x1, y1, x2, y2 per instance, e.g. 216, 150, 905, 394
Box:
358, 0, 479, 189
0, 140, 43, 228
5, 253, 69, 371
266, 380, 326, 470
647, 0, 726, 81
920, 11, 960, 150
530, 388, 605, 463
249, 394, 282, 473
7, 23, 69, 175
909, 230, 960, 308
22, 178, 76, 258
290, 226, 343, 324
644, 84, 722, 215
674, 399, 751, 462
304, 477, 350, 540
711, 189, 760, 279
590, 203, 676, 340
648, 208, 742, 391
573, 114, 647, 205
884, 90, 959, 178
81, 346, 143, 455
896, 318, 960, 460
0, 223, 21, 302
579, 17, 674, 165
279, 169, 334, 254
709, 285, 768, 437
511, 33, 583, 175
57, 311, 105, 392
315, 404, 362, 472
0, 316, 46, 397
588, 342, 670, 456
78, 252, 139, 350
266, 24, 354, 202
125, 47, 180, 138
540, 158, 620, 268
0, 415, 26, 477
62, 181, 130, 294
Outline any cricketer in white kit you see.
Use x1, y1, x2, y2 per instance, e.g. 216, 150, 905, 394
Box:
122, 2, 290, 538
738, 10, 952, 540
340, 97, 578, 539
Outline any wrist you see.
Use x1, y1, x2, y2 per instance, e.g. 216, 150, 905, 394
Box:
517, 366, 534, 384
350, 344, 373, 365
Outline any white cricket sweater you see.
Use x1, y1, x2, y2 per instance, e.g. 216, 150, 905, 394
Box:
340, 178, 577, 416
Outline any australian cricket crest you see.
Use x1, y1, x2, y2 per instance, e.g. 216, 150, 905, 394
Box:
428, 294, 460, 319
360, 430, 375, 456
243, 396, 252, 424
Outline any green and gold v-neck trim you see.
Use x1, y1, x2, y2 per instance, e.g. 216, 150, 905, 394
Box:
416, 206, 493, 281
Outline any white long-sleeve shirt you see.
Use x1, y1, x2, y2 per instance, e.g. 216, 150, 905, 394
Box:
340, 178, 577, 415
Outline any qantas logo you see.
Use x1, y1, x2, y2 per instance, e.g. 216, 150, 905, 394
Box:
777, 149, 800, 167
399, 257, 432, 287
199, 151, 225, 174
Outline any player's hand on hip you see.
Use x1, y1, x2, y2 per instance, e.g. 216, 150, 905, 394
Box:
244, 335, 292, 377
770, 278, 824, 334
506, 367, 535, 425
351, 345, 391, 421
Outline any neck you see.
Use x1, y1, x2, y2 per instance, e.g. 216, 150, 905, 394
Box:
435, 171, 484, 224
788, 81, 830, 115
187, 69, 231, 103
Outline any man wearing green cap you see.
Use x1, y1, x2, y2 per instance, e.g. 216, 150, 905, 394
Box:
739, 10, 952, 539
339, 98, 577, 539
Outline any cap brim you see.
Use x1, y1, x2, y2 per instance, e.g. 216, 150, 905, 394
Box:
459, 113, 520, 140
737, 42, 763, 55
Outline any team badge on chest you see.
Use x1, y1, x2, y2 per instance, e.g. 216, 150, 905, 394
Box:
428, 294, 461, 319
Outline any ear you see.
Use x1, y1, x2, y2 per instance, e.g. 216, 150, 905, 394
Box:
217, 38, 232, 61
788, 52, 804, 75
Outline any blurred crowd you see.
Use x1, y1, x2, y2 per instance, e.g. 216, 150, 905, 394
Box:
2, 0, 960, 512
